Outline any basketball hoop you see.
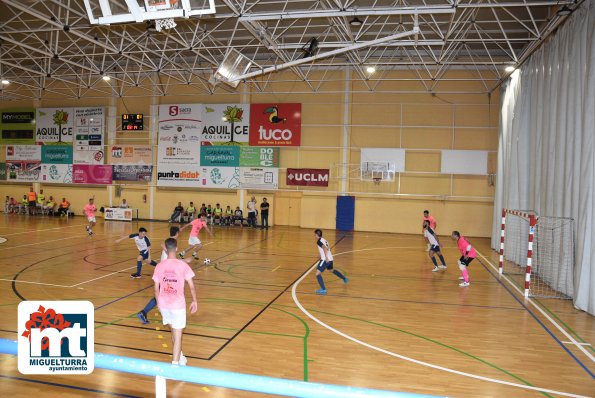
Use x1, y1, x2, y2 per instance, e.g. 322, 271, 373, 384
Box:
155, 17, 176, 31
372, 177, 382, 185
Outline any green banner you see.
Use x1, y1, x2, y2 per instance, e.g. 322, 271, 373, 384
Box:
240, 147, 280, 167
0, 108, 36, 144
200, 145, 240, 167
0, 163, 6, 181
41, 146, 73, 164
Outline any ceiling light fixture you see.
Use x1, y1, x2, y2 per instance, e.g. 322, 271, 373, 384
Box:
1, 79, 9, 85
557, 6, 572, 16
349, 17, 363, 27
366, 66, 376, 74
102, 75, 111, 81
505, 66, 515, 73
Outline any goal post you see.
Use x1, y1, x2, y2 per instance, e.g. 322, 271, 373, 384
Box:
499, 209, 574, 299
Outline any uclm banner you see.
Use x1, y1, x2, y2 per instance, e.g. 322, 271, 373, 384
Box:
286, 168, 329, 187
249, 103, 301, 146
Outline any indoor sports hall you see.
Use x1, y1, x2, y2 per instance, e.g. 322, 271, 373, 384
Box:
0, 1, 593, 397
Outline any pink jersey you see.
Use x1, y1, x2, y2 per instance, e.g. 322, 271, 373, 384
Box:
423, 215, 437, 230
189, 218, 207, 237
152, 259, 195, 310
457, 236, 477, 258
84, 204, 97, 218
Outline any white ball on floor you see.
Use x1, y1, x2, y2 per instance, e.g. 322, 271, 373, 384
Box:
203, 258, 211, 265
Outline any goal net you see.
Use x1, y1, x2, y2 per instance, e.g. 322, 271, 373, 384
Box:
498, 209, 574, 299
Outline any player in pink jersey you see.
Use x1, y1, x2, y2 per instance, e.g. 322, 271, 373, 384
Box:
451, 231, 477, 287
153, 238, 197, 365
178, 212, 213, 260
422, 210, 437, 251
83, 198, 97, 236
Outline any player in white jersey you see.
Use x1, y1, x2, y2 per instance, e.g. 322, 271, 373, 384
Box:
423, 220, 447, 272
314, 229, 348, 295
116, 227, 158, 279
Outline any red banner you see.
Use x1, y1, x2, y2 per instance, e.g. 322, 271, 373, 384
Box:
286, 168, 329, 187
249, 103, 301, 146
73, 165, 113, 185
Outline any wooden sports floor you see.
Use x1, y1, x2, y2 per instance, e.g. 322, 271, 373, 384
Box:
0, 215, 593, 398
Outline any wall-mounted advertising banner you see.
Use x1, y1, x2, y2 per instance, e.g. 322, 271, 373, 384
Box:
249, 103, 301, 146
73, 164, 113, 184
74, 107, 105, 164
198, 167, 241, 189
200, 145, 240, 167
157, 166, 201, 187
240, 167, 278, 189
36, 108, 75, 144
157, 104, 202, 187
201, 104, 250, 145
1, 109, 36, 144
41, 146, 73, 164
41, 164, 73, 184
0, 163, 7, 181
239, 147, 279, 167
286, 168, 329, 187
6, 145, 41, 181
113, 165, 153, 182
109, 145, 153, 165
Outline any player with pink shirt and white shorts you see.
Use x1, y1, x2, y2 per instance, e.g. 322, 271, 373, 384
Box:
451, 231, 477, 287
153, 238, 198, 365
178, 213, 212, 260
83, 198, 97, 236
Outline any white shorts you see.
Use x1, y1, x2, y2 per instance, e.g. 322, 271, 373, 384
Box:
87, 216, 96, 223
160, 308, 186, 329
188, 236, 201, 246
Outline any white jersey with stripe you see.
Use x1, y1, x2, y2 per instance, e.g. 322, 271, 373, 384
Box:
316, 237, 333, 261
129, 233, 150, 252
424, 228, 439, 247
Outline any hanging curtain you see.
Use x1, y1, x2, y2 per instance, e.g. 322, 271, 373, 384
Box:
492, 0, 595, 314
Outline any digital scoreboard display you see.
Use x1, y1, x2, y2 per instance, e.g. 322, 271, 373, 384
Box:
122, 114, 144, 130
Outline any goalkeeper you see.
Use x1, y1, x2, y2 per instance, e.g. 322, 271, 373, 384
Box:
451, 231, 476, 287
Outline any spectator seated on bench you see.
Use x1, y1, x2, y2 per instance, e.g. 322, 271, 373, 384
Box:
43, 196, 57, 215
182, 202, 196, 222
168, 202, 184, 223
233, 206, 244, 227
223, 205, 233, 226
58, 198, 71, 216
213, 203, 223, 225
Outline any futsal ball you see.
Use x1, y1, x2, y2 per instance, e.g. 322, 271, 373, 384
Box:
203, 258, 211, 265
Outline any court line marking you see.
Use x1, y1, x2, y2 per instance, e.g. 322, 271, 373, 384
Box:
563, 342, 592, 346
291, 247, 589, 398
70, 266, 136, 287
1, 222, 88, 236
0, 278, 71, 288
476, 250, 595, 364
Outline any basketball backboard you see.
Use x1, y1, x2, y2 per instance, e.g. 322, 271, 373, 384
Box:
83, 0, 215, 25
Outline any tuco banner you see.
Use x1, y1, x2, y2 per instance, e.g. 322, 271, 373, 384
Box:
286, 168, 329, 187
249, 103, 301, 146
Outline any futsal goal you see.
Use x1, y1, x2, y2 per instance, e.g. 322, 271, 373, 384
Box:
498, 209, 574, 299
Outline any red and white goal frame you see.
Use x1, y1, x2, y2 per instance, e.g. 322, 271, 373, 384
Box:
498, 209, 537, 298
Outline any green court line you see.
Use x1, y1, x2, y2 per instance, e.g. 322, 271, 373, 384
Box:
534, 298, 595, 354
273, 303, 552, 398
503, 276, 595, 354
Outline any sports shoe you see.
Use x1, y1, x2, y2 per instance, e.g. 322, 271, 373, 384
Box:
315, 289, 327, 295
88, 230, 93, 236
192, 253, 199, 260
432, 266, 440, 272
179, 353, 188, 366
458, 276, 464, 280
439, 265, 447, 269
130, 273, 141, 279
459, 281, 470, 287
343, 277, 349, 284
85, 226, 90, 232
178, 251, 185, 259
137, 311, 149, 324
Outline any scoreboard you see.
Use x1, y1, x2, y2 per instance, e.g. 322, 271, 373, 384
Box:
122, 114, 143, 130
